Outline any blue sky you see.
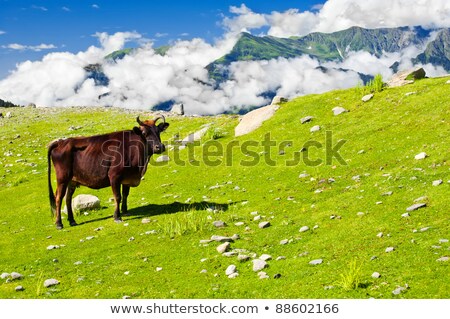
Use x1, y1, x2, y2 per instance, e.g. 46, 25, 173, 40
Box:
0, 0, 322, 78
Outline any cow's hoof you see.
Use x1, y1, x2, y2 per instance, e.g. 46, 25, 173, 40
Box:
56, 224, 63, 230
114, 219, 123, 223
69, 221, 78, 227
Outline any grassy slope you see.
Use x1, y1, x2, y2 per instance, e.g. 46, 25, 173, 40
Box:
0, 77, 449, 299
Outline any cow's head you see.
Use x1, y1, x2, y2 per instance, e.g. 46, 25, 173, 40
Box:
136, 115, 169, 154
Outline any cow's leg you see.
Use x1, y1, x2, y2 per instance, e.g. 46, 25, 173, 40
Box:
55, 183, 68, 230
121, 185, 130, 215
66, 182, 77, 226
111, 179, 122, 223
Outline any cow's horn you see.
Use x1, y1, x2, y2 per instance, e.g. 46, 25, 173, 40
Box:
154, 114, 166, 125
136, 116, 145, 126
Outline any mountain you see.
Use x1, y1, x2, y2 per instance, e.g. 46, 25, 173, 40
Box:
207, 26, 440, 82
414, 28, 450, 71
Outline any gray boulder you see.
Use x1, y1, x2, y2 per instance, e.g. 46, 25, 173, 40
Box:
72, 194, 100, 211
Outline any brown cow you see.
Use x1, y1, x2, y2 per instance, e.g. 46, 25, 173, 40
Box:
47, 116, 169, 229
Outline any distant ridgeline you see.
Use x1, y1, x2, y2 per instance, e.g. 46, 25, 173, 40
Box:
0, 98, 19, 108
83, 26, 450, 108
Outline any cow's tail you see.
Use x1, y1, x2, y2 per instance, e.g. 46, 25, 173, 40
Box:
47, 140, 58, 217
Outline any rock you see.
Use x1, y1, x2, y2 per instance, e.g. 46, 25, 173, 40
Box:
155, 155, 170, 163
447, 80, 450, 84
15, 285, 24, 291
212, 221, 226, 228
271, 96, 287, 105
405, 92, 416, 96
231, 234, 240, 241
258, 271, 270, 279
200, 269, 207, 274
44, 279, 60, 288
47, 245, 59, 250
414, 152, 428, 160
371, 272, 381, 279
225, 264, 237, 276
217, 242, 230, 254
406, 203, 426, 211
235, 104, 279, 137
252, 259, 268, 272
439, 239, 449, 244
72, 194, 100, 211
234, 222, 245, 226
299, 226, 310, 233
170, 103, 184, 115
141, 218, 151, 224
392, 287, 406, 295
237, 254, 250, 262
5, 111, 12, 118
382, 191, 393, 196
222, 252, 237, 257
1, 272, 10, 279
300, 116, 313, 124
332, 107, 348, 116
298, 173, 309, 179
436, 256, 449, 262
228, 272, 239, 279
401, 213, 410, 218
259, 254, 272, 261
388, 68, 426, 87
210, 235, 234, 242
362, 94, 374, 102
310, 125, 321, 132
309, 259, 323, 265
357, 212, 365, 216
413, 196, 428, 203
280, 239, 289, 245
420, 227, 430, 232
276, 256, 286, 261
432, 180, 443, 186
180, 125, 210, 146
10, 272, 23, 280
258, 221, 271, 229
376, 232, 383, 238
74, 261, 83, 266
385, 247, 395, 253
253, 215, 261, 221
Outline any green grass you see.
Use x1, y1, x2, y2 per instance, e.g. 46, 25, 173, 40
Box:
0, 77, 449, 299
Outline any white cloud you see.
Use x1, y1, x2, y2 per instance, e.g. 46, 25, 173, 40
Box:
224, 0, 450, 37
0, 30, 6, 35
31, 5, 48, 11
155, 32, 169, 38
62, 6, 71, 12
92, 4, 100, 9
2, 43, 57, 52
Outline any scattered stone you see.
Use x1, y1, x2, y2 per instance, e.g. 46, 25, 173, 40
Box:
155, 155, 170, 163
414, 152, 428, 160
225, 265, 237, 276
170, 103, 184, 115
200, 258, 208, 263
252, 259, 268, 272
15, 285, 24, 291
74, 261, 83, 266
420, 227, 430, 232
44, 279, 60, 288
237, 254, 250, 262
141, 218, 151, 224
406, 203, 426, 211
72, 194, 100, 211
382, 191, 393, 196
309, 259, 323, 265
332, 106, 348, 116
128, 237, 135, 242
217, 242, 231, 254
300, 116, 313, 124
276, 256, 286, 261
94, 227, 104, 231
235, 104, 279, 137
436, 256, 449, 262
362, 93, 374, 102
258, 271, 270, 279
299, 226, 310, 233
370, 256, 378, 261
210, 235, 234, 242
259, 254, 272, 261
280, 239, 289, 245
357, 212, 365, 216
47, 245, 60, 250
228, 272, 239, 279
377, 232, 383, 238
10, 272, 23, 280
387, 67, 425, 87
258, 221, 271, 229
432, 180, 443, 186
156, 267, 163, 272
372, 272, 381, 279
253, 215, 262, 221
385, 247, 395, 253
401, 213, 410, 218
271, 96, 287, 105
1, 273, 10, 279
200, 239, 212, 244
414, 196, 428, 203
223, 252, 237, 257
5, 111, 12, 118
439, 239, 449, 244
231, 234, 240, 241
392, 284, 409, 295
310, 125, 321, 133
213, 221, 226, 228
235, 222, 245, 226
200, 269, 207, 274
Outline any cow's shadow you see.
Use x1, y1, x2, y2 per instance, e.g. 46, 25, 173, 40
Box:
78, 201, 235, 225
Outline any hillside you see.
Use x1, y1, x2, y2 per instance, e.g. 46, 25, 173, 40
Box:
0, 77, 449, 298
415, 29, 450, 71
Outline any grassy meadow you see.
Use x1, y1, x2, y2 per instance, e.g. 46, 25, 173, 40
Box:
0, 77, 449, 298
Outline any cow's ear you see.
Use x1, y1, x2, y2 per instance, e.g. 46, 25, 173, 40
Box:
158, 122, 169, 132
